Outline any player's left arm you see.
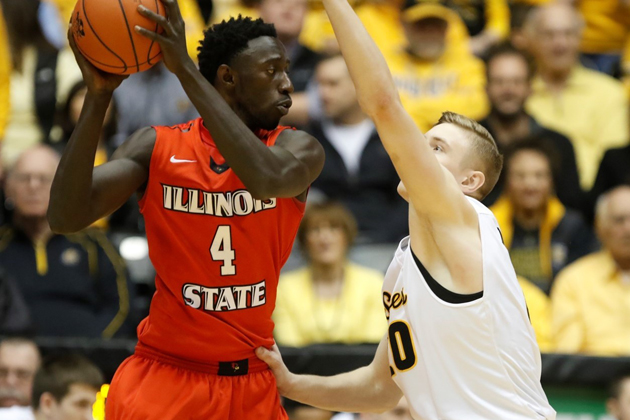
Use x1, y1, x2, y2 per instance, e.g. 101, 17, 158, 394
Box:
135, 0, 324, 200
321, 0, 474, 224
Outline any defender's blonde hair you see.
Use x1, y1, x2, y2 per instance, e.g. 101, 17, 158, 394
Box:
436, 111, 503, 200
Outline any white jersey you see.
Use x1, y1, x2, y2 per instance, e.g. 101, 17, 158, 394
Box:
382, 197, 555, 420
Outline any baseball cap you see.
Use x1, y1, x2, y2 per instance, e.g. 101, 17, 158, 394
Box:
401, 0, 457, 23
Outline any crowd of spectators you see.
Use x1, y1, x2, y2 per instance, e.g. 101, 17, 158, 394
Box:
0, 0, 629, 417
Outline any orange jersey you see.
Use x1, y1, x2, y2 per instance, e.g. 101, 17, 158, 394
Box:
137, 118, 305, 369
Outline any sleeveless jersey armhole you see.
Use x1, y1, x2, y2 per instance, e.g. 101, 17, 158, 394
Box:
410, 247, 484, 304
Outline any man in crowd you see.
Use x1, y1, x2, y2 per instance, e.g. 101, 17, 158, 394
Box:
479, 44, 583, 211
387, 0, 489, 133
0, 338, 41, 413
0, 146, 132, 338
551, 186, 630, 355
491, 139, 595, 293
31, 354, 103, 420
589, 145, 630, 219
308, 55, 407, 243
524, 3, 628, 190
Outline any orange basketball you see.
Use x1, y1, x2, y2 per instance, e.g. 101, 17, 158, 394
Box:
70, 0, 166, 75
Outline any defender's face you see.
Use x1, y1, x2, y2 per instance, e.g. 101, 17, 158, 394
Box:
231, 37, 294, 130
486, 55, 531, 118
505, 150, 552, 212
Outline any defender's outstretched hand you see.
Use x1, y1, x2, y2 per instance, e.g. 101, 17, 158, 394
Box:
256, 345, 294, 396
67, 25, 127, 95
135, 0, 193, 75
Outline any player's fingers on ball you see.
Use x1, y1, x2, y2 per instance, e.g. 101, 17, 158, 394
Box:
137, 5, 172, 33
134, 25, 165, 42
161, 0, 184, 24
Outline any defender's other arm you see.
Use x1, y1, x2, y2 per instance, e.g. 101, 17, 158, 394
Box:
256, 336, 402, 413
321, 0, 472, 222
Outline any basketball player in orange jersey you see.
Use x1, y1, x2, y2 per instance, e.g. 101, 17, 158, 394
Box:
47, 0, 325, 418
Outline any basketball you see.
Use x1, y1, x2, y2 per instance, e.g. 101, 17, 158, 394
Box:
70, 0, 166, 75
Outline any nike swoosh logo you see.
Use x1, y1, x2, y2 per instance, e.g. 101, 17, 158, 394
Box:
170, 155, 197, 163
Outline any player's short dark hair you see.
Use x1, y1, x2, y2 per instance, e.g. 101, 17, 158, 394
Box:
297, 201, 358, 258
503, 136, 561, 184
197, 16, 277, 84
31, 354, 103, 410
485, 43, 536, 81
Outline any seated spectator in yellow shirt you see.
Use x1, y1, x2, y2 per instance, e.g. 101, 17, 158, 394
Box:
273, 202, 387, 347
551, 185, 630, 356
577, 0, 630, 76
491, 139, 596, 293
517, 276, 552, 352
608, 373, 630, 420
387, 0, 489, 133
523, 3, 629, 190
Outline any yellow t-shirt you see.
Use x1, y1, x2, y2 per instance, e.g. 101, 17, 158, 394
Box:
551, 251, 630, 356
273, 263, 387, 347
526, 66, 629, 190
518, 276, 553, 352
578, 0, 630, 54
0, 6, 10, 140
386, 43, 489, 132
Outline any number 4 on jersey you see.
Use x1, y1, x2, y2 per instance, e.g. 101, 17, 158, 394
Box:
210, 225, 236, 276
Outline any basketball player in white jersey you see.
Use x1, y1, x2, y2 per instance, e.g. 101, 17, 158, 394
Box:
256, 0, 556, 418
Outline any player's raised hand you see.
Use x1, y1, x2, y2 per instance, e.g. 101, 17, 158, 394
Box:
135, 0, 193, 75
67, 25, 127, 95
256, 344, 295, 396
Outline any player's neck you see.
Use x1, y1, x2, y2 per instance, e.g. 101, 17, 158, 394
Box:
12, 214, 53, 244
512, 204, 546, 230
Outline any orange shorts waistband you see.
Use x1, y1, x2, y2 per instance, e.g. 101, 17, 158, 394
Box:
134, 343, 269, 376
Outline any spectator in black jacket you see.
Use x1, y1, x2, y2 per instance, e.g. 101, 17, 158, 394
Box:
0, 270, 32, 336
479, 44, 584, 213
0, 146, 133, 338
309, 55, 407, 243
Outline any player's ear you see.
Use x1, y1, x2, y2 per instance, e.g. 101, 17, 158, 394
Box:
462, 170, 485, 195
217, 64, 236, 88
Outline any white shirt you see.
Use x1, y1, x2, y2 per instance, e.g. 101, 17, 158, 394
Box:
322, 119, 375, 177
0, 406, 35, 420
382, 197, 556, 420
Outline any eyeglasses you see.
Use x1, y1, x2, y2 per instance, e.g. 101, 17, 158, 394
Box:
0, 367, 35, 382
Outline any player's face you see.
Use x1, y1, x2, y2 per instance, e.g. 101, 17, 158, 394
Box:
598, 189, 630, 263
403, 17, 448, 61
231, 37, 294, 130
608, 379, 630, 420
305, 220, 348, 265
0, 344, 39, 408
316, 56, 359, 120
486, 55, 531, 118
505, 150, 552, 212
46, 384, 98, 420
5, 148, 58, 219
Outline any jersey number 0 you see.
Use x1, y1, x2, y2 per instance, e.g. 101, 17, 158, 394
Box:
210, 225, 236, 276
389, 320, 417, 372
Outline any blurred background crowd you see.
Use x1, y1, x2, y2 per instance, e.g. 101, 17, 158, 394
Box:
0, 0, 629, 418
